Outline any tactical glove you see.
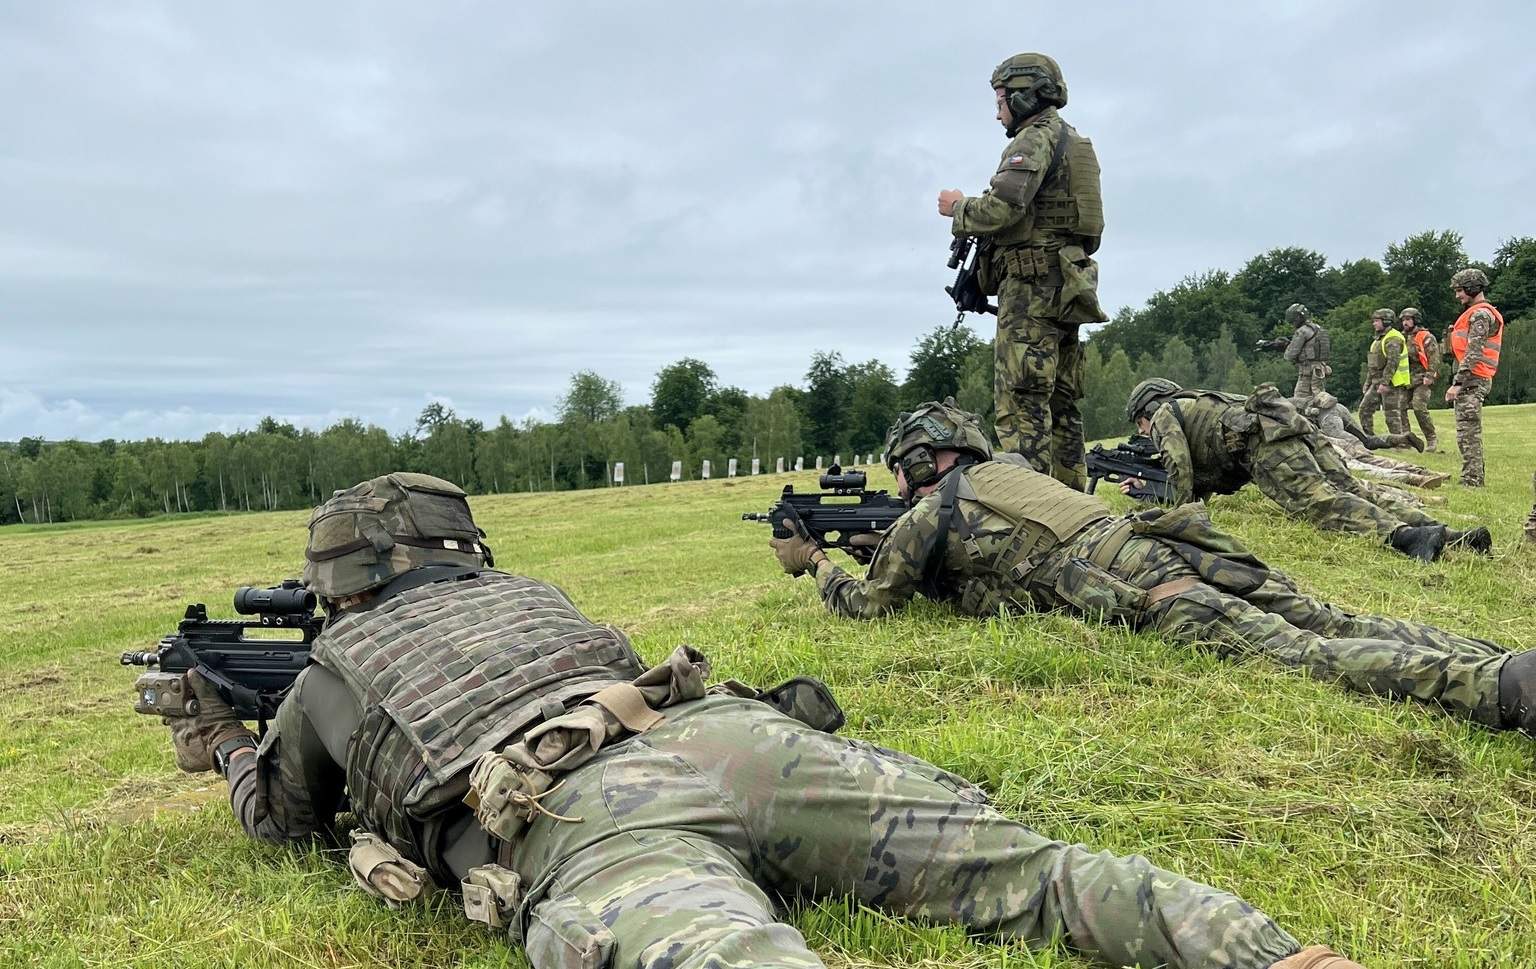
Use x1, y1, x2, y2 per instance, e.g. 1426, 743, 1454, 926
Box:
165, 669, 254, 773
771, 518, 822, 577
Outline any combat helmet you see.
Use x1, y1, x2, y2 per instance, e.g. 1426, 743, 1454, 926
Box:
991, 53, 1067, 132
1125, 378, 1183, 422
1399, 307, 1422, 327
1284, 303, 1311, 326
1451, 267, 1489, 295
302, 472, 492, 599
884, 398, 993, 490
1371, 308, 1397, 325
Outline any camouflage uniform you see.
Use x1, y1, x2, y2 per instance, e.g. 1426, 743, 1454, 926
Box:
214, 475, 1307, 969
1301, 395, 1444, 489
1449, 301, 1501, 488
1280, 307, 1330, 399
951, 54, 1105, 489
1376, 325, 1410, 436
1144, 386, 1446, 547
1358, 332, 1387, 435
814, 460, 1513, 729
1400, 311, 1439, 451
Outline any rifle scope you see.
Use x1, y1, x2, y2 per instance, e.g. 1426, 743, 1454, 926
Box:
818, 466, 867, 492
234, 582, 316, 616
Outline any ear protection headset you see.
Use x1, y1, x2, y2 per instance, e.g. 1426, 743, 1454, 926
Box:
896, 443, 940, 490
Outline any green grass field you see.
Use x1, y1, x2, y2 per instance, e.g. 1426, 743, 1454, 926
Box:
3, 405, 1535, 969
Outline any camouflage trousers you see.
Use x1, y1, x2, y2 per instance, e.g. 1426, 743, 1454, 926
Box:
1290, 364, 1328, 400
1407, 382, 1437, 448
508, 694, 1300, 969
1357, 383, 1383, 435
1454, 378, 1491, 487
1107, 536, 1510, 725
994, 275, 1086, 490
1249, 435, 1441, 543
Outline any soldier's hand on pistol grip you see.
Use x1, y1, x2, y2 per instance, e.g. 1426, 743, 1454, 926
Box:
165, 668, 252, 773
771, 518, 825, 577
1117, 477, 1144, 496
847, 532, 881, 566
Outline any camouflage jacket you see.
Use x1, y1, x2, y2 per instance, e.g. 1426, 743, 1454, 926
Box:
951, 109, 1067, 242
814, 460, 1110, 619
1144, 395, 1249, 505
1282, 322, 1323, 365
1364, 336, 1386, 382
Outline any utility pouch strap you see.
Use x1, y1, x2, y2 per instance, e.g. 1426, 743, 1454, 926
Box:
588, 683, 665, 734
1144, 576, 1201, 607
1085, 517, 1136, 571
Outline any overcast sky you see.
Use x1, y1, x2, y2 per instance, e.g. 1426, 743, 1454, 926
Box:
3, 1, 1533, 442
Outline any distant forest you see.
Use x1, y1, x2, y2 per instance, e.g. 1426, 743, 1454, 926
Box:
5, 230, 1534, 525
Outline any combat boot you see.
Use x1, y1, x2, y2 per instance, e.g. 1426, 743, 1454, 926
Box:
1405, 471, 1448, 489
1424, 435, 1439, 452
1361, 434, 1392, 451
1388, 523, 1446, 562
1444, 526, 1493, 556
1391, 431, 1425, 452
1498, 652, 1536, 735
1270, 946, 1369, 969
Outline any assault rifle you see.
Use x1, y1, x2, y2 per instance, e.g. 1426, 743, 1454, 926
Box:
945, 235, 997, 326
121, 580, 323, 728
742, 465, 907, 561
1254, 337, 1288, 352
1085, 436, 1175, 502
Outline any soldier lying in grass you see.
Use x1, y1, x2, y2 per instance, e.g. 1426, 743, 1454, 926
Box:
771, 400, 1534, 738
161, 471, 1364, 969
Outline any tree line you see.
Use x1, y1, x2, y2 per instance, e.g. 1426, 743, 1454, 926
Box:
4, 229, 1532, 525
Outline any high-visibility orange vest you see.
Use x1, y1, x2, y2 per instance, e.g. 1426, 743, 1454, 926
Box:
1449, 300, 1504, 379
1410, 329, 1433, 370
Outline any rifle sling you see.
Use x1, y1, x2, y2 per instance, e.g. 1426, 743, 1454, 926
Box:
922, 462, 972, 587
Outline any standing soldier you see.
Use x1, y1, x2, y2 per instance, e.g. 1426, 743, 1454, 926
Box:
1445, 268, 1504, 487
1358, 311, 1389, 434
1374, 309, 1411, 436
1398, 308, 1440, 451
1281, 303, 1330, 397
937, 52, 1106, 490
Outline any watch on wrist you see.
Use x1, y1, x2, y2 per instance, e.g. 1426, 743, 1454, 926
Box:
212, 736, 257, 777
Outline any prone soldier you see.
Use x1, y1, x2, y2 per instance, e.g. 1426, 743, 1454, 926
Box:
770, 401, 1535, 737
155, 471, 1364, 969
1124, 380, 1486, 560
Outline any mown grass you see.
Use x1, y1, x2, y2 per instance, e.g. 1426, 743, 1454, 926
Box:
3, 405, 1535, 968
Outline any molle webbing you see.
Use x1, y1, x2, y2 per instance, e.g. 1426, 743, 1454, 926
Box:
959, 462, 1109, 556
1032, 127, 1102, 236
312, 572, 648, 868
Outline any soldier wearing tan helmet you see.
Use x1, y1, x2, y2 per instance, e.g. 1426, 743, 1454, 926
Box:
936, 53, 1105, 491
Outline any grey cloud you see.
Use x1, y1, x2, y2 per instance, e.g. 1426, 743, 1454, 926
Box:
2, 0, 1533, 440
